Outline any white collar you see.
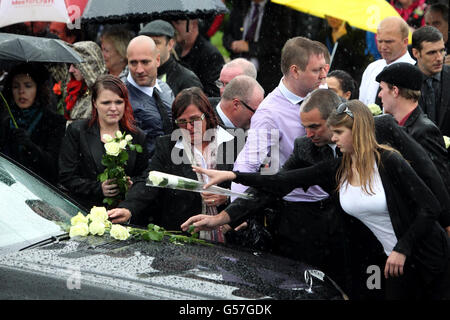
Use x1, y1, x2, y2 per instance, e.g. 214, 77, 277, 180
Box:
216, 102, 236, 128
279, 77, 304, 104
127, 73, 161, 97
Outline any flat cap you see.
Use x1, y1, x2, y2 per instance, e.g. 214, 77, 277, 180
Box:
375, 62, 423, 90
139, 20, 174, 38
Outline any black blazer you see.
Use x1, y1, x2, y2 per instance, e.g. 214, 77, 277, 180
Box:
222, 1, 292, 92
0, 107, 66, 184
233, 150, 450, 281
419, 65, 450, 137
118, 131, 240, 230
58, 119, 149, 210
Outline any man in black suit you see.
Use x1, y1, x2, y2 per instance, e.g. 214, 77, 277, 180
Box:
223, 0, 292, 93
412, 26, 450, 138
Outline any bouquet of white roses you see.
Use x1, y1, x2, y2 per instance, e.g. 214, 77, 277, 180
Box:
69, 206, 210, 245
98, 131, 143, 207
146, 171, 253, 199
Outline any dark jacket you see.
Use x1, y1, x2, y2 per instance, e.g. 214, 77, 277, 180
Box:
157, 55, 203, 96
233, 150, 450, 282
223, 1, 292, 93
317, 23, 373, 85
118, 130, 239, 230
0, 107, 66, 184
126, 79, 174, 157
418, 65, 450, 137
58, 119, 149, 210
175, 34, 224, 97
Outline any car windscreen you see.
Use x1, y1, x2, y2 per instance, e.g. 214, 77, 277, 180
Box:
0, 155, 85, 253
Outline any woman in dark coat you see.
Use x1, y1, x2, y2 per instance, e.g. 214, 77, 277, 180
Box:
183, 100, 450, 300
58, 75, 149, 211
0, 63, 66, 184
108, 87, 240, 240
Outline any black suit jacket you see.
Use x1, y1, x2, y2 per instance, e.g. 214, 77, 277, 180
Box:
58, 120, 149, 210
118, 131, 240, 230
223, 1, 292, 93
419, 65, 450, 137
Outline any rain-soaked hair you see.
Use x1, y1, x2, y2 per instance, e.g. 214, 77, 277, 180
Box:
172, 87, 218, 130
327, 100, 398, 195
3, 62, 51, 108
280, 37, 325, 75
90, 74, 137, 133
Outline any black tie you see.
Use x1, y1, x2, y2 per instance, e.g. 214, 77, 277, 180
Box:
335, 147, 343, 158
425, 77, 436, 122
153, 89, 172, 135
245, 4, 260, 42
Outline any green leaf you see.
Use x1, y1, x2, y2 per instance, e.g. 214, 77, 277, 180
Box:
98, 171, 108, 182
135, 144, 143, 153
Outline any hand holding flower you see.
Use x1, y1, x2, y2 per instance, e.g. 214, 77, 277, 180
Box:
201, 192, 228, 207
101, 179, 120, 197
107, 208, 132, 224
192, 166, 236, 189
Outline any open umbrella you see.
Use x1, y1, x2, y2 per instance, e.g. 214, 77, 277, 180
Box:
271, 0, 401, 34
0, 0, 71, 29
81, 0, 229, 24
0, 33, 83, 63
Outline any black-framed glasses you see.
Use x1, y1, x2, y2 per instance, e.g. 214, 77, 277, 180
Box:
174, 113, 205, 127
215, 79, 226, 89
238, 99, 256, 113
337, 103, 354, 118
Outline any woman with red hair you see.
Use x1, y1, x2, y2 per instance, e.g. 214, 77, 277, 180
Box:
58, 74, 149, 210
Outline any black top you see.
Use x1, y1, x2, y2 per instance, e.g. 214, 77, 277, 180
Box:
157, 55, 204, 96
0, 106, 66, 184
176, 34, 225, 97
58, 119, 149, 210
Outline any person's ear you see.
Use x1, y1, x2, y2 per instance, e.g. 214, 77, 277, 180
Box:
412, 47, 420, 60
343, 91, 351, 100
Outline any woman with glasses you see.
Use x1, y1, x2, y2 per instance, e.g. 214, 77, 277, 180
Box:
108, 87, 239, 242
182, 99, 450, 299
58, 75, 149, 211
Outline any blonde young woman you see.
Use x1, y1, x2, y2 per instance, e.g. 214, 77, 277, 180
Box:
182, 100, 450, 300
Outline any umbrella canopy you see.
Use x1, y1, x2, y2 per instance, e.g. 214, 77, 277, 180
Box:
271, 0, 401, 34
81, 0, 229, 24
0, 33, 83, 63
0, 0, 70, 29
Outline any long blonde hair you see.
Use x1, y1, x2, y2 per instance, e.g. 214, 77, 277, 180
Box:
327, 100, 398, 195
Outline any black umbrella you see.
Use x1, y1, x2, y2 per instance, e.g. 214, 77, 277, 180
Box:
0, 33, 83, 64
81, 0, 229, 24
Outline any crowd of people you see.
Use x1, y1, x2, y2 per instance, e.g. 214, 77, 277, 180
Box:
0, 0, 449, 300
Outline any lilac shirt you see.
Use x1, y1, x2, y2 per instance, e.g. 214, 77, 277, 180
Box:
231, 79, 329, 202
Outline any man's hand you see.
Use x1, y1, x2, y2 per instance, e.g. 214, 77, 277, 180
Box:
384, 251, 406, 279
107, 208, 132, 224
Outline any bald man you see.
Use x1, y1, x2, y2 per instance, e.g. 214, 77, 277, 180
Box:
359, 17, 415, 106
126, 36, 174, 157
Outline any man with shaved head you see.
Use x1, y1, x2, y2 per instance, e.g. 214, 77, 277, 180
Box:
126, 35, 174, 157
359, 16, 415, 106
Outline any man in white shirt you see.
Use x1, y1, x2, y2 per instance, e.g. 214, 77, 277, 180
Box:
359, 16, 415, 106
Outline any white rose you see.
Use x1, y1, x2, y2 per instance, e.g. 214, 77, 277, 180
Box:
125, 134, 133, 142
69, 223, 89, 237
70, 212, 89, 226
148, 171, 164, 186
444, 136, 450, 149
102, 134, 113, 143
119, 139, 127, 150
89, 206, 109, 223
367, 103, 382, 116
110, 224, 130, 240
104, 141, 121, 156
115, 131, 123, 139
89, 220, 106, 236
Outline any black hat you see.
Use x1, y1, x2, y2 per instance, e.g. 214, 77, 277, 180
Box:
139, 20, 174, 38
375, 62, 423, 90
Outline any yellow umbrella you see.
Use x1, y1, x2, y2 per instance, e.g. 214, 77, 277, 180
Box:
271, 0, 401, 34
